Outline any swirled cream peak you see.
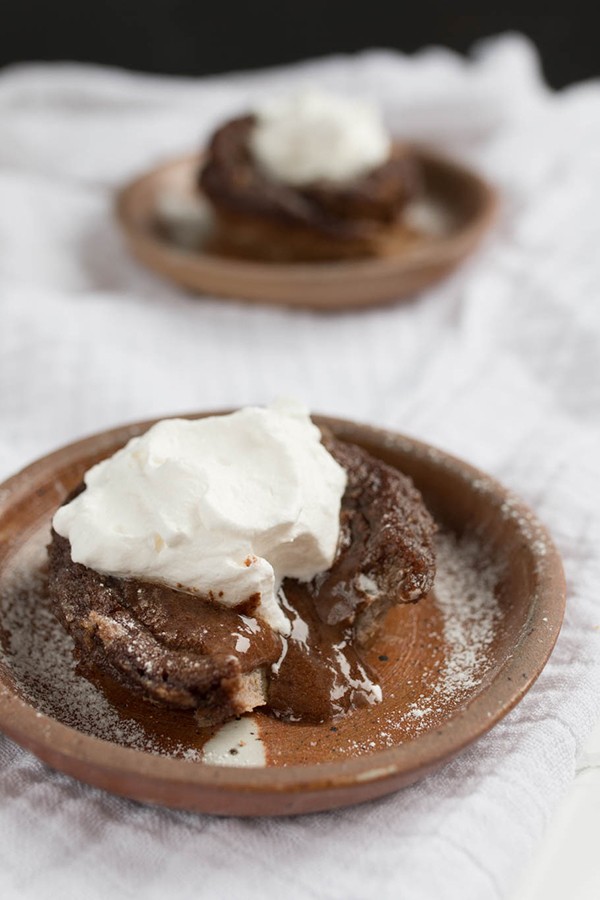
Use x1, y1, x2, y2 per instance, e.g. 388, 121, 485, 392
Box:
52, 401, 347, 634
249, 89, 391, 186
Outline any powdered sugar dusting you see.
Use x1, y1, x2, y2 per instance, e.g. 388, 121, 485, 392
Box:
397, 531, 502, 735
435, 532, 501, 695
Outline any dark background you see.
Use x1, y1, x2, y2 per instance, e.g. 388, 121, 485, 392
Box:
1, 5, 596, 89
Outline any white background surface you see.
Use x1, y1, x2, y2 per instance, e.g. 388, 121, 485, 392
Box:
1, 34, 599, 900
514, 721, 600, 900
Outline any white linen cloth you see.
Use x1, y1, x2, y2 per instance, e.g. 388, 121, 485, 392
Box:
1, 34, 599, 900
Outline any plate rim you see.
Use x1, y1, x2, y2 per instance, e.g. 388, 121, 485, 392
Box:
0, 414, 566, 814
115, 149, 499, 308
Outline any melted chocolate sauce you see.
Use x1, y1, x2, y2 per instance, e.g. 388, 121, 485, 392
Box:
267, 583, 381, 722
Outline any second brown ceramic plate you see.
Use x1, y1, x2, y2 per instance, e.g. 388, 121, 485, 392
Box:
0, 415, 564, 816
116, 152, 497, 309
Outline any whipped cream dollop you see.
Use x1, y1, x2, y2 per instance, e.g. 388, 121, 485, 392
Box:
53, 401, 347, 634
249, 89, 391, 186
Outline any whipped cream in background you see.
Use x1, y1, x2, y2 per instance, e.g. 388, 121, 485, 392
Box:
53, 400, 347, 634
249, 89, 391, 186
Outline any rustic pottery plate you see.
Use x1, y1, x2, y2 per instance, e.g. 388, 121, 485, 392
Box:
0, 415, 564, 816
116, 151, 498, 310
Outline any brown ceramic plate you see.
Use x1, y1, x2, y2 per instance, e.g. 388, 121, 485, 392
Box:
0, 414, 564, 816
116, 151, 497, 309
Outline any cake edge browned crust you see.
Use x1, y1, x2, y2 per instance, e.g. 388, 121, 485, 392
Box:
47, 533, 277, 725
322, 437, 437, 642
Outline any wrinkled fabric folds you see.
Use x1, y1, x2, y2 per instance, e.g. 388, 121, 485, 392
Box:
1, 35, 599, 900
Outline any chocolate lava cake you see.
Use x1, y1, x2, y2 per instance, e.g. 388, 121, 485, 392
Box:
198, 116, 420, 262
48, 437, 436, 725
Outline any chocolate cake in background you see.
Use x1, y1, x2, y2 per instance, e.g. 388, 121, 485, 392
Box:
198, 94, 421, 263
